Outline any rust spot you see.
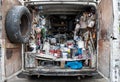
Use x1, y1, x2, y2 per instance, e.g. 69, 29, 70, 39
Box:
101, 29, 107, 38
6, 48, 13, 59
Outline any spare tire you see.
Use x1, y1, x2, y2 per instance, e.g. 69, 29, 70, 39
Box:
5, 6, 31, 43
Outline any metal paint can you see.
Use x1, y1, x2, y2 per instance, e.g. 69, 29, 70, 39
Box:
70, 48, 77, 58
62, 52, 68, 59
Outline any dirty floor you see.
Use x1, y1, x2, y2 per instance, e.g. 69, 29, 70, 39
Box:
7, 73, 108, 82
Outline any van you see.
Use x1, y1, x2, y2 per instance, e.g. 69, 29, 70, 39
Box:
0, 0, 120, 82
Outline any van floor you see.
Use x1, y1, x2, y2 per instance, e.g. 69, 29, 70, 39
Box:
8, 73, 106, 82
24, 66, 97, 76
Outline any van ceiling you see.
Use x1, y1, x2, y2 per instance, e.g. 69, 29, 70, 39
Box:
30, 4, 96, 15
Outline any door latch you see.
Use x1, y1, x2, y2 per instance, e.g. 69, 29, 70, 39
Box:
111, 36, 117, 40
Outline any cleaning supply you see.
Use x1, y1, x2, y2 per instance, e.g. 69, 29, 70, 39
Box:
77, 40, 84, 48
43, 40, 50, 55
65, 61, 83, 69
29, 43, 36, 53
62, 52, 68, 59
75, 48, 82, 56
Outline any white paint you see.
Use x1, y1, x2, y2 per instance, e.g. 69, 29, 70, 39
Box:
110, 0, 120, 82
5, 70, 22, 81
96, 7, 99, 76
98, 71, 109, 82
1, 40, 6, 82
22, 44, 24, 71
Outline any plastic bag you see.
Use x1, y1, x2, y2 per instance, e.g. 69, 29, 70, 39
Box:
88, 20, 95, 28
65, 61, 83, 69
75, 23, 80, 32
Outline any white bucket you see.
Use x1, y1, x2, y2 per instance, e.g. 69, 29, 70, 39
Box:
77, 40, 84, 48
62, 52, 68, 59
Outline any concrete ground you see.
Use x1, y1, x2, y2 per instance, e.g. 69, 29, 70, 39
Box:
7, 73, 108, 82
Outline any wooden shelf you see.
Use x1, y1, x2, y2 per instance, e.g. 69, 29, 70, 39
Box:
35, 54, 91, 61
54, 58, 91, 61
25, 52, 91, 62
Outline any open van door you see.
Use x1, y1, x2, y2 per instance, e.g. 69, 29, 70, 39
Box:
97, 0, 112, 80
1, 0, 31, 82
97, 0, 120, 82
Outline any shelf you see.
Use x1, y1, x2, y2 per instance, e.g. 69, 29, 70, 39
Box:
25, 52, 91, 62
54, 58, 91, 61
35, 54, 91, 61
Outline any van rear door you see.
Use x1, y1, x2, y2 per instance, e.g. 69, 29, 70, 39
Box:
1, 0, 25, 81
97, 0, 120, 82
97, 0, 112, 79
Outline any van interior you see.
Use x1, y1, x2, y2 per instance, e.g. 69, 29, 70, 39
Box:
24, 4, 97, 72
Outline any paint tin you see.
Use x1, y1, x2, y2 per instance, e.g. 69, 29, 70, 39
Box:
70, 48, 77, 58
62, 52, 68, 59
